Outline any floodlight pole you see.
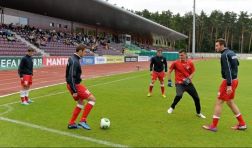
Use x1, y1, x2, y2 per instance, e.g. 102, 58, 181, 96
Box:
192, 0, 196, 58
0, 7, 4, 24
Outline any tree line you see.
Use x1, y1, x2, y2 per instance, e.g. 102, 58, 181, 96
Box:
135, 9, 252, 53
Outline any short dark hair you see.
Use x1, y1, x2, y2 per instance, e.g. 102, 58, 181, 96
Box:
27, 47, 35, 52
179, 49, 186, 54
157, 48, 163, 52
216, 38, 226, 46
76, 44, 86, 52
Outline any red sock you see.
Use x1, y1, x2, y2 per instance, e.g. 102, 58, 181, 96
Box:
20, 90, 26, 102
69, 107, 82, 125
236, 114, 246, 126
161, 86, 165, 95
149, 85, 153, 93
24, 96, 29, 102
80, 102, 95, 122
21, 97, 25, 102
211, 116, 220, 128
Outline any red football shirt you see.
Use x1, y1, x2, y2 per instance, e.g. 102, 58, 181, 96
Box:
169, 60, 195, 84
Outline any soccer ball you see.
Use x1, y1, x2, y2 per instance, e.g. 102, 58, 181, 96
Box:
100, 118, 110, 129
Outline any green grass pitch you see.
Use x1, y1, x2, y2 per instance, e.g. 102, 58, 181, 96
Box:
0, 60, 251, 147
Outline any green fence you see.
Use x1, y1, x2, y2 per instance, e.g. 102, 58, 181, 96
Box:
124, 44, 143, 55
124, 44, 179, 61
0, 57, 43, 70
139, 51, 179, 61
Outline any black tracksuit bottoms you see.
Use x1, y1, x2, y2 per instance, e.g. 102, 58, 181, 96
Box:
170, 83, 201, 114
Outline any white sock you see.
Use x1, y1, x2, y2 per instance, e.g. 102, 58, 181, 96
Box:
88, 101, 96, 106
77, 104, 84, 109
25, 90, 29, 98
213, 115, 220, 119
20, 90, 26, 98
235, 113, 241, 118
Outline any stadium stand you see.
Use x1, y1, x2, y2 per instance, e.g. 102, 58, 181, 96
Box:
0, 24, 41, 56
1, 24, 126, 56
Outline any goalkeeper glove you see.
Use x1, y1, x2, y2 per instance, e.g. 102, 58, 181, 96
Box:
183, 78, 191, 85
168, 80, 173, 87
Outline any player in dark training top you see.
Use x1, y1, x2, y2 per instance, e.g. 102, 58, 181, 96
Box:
18, 47, 35, 105
203, 38, 247, 132
148, 48, 168, 98
66, 44, 96, 130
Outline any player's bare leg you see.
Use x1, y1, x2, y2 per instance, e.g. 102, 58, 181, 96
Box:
79, 95, 96, 130
226, 100, 247, 130
160, 81, 166, 98
226, 100, 240, 115
148, 80, 156, 97
212, 99, 224, 116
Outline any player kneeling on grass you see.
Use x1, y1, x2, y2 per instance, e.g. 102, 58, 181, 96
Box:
202, 39, 247, 132
167, 49, 206, 119
66, 44, 96, 130
18, 47, 35, 105
148, 48, 168, 98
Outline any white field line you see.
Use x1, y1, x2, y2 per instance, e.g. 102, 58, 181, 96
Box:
0, 80, 66, 91
0, 73, 147, 147
0, 70, 146, 98
0, 91, 66, 107
0, 117, 128, 147
0, 73, 147, 107
0, 105, 13, 116
0, 83, 66, 98
0, 66, 146, 81
0, 79, 67, 91
0, 72, 134, 86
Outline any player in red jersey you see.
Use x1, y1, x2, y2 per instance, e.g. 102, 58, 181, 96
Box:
18, 47, 35, 105
203, 39, 246, 132
167, 49, 206, 119
148, 48, 167, 98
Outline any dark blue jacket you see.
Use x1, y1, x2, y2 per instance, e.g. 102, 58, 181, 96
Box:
66, 54, 82, 93
150, 56, 167, 72
18, 55, 33, 78
221, 48, 239, 86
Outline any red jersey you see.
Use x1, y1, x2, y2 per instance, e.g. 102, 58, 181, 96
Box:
169, 60, 195, 84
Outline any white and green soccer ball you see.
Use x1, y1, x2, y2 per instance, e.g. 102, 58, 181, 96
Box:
100, 118, 110, 129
